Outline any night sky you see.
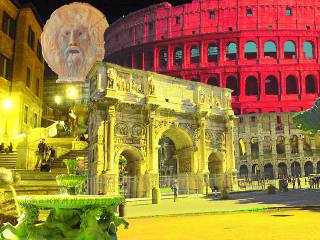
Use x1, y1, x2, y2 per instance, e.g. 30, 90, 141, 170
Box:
19, 0, 191, 25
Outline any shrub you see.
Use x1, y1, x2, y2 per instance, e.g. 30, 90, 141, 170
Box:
267, 184, 277, 194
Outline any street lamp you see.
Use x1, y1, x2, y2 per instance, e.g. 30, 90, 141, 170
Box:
54, 96, 61, 105
3, 99, 13, 110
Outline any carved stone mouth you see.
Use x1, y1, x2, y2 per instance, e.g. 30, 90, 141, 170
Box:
68, 49, 80, 54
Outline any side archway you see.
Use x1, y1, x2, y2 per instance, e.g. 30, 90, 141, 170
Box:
116, 146, 145, 198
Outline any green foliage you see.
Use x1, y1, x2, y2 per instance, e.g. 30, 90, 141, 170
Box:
293, 98, 320, 134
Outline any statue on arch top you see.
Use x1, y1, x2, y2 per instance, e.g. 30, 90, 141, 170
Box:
41, 2, 109, 83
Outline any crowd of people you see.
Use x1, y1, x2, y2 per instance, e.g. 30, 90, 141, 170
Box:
35, 139, 56, 172
0, 142, 13, 153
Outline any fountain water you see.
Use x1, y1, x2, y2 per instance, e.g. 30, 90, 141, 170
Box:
0, 160, 127, 240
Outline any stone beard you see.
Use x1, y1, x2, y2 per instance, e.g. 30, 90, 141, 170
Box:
41, 3, 108, 83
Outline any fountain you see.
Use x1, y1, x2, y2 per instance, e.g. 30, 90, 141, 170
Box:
0, 159, 127, 240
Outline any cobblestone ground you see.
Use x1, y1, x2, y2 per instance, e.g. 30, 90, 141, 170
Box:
124, 189, 320, 218
118, 209, 320, 240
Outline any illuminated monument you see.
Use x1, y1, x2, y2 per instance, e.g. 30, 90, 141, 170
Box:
39, 2, 236, 197
87, 63, 235, 197
41, 2, 108, 83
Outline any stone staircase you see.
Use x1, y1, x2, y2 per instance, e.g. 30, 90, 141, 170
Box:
0, 152, 17, 169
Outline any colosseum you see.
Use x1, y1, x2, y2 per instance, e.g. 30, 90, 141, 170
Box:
105, 0, 320, 179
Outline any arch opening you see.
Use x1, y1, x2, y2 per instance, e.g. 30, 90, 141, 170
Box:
303, 41, 314, 59
264, 163, 274, 179
265, 76, 278, 95
306, 75, 316, 94
304, 161, 314, 176
239, 165, 248, 178
284, 41, 296, 59
174, 47, 183, 67
244, 41, 257, 59
190, 45, 200, 64
246, 76, 258, 96
286, 75, 298, 94
278, 162, 288, 178
159, 48, 168, 68
291, 161, 301, 177
264, 41, 277, 59
208, 43, 218, 62
207, 76, 220, 87
226, 42, 237, 60
226, 76, 240, 96
118, 147, 143, 198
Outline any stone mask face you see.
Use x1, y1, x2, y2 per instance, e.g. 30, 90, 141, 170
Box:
58, 25, 91, 77
41, 3, 108, 83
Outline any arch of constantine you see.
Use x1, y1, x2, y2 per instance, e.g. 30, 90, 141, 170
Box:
87, 62, 235, 197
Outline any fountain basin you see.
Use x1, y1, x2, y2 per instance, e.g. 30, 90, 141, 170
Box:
17, 195, 125, 209
56, 174, 86, 187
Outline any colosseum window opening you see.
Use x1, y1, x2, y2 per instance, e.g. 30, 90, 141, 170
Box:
245, 76, 258, 96
250, 137, 259, 159
263, 136, 271, 154
174, 47, 183, 66
226, 76, 239, 96
244, 41, 257, 59
286, 7, 292, 16
264, 41, 277, 58
209, 10, 215, 19
125, 54, 132, 68
290, 135, 299, 154
278, 163, 288, 178
246, 8, 253, 17
291, 162, 301, 177
306, 75, 316, 94
159, 48, 168, 68
134, 51, 142, 69
284, 41, 296, 59
264, 163, 274, 179
265, 76, 278, 95
276, 136, 285, 154
304, 161, 314, 176
303, 41, 314, 59
190, 45, 200, 64
286, 75, 298, 94
176, 16, 180, 24
239, 165, 248, 178
226, 42, 237, 60
144, 49, 154, 70
207, 76, 220, 87
208, 43, 218, 62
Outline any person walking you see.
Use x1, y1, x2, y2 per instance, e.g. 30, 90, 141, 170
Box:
292, 178, 296, 189
48, 146, 56, 165
297, 178, 301, 189
171, 182, 179, 202
35, 139, 46, 170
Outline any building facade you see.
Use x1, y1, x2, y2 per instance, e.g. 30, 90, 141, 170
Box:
234, 112, 320, 179
87, 62, 235, 197
105, 0, 320, 115
0, 0, 44, 144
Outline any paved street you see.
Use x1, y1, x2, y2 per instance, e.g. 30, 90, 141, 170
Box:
124, 189, 320, 218
118, 209, 320, 240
